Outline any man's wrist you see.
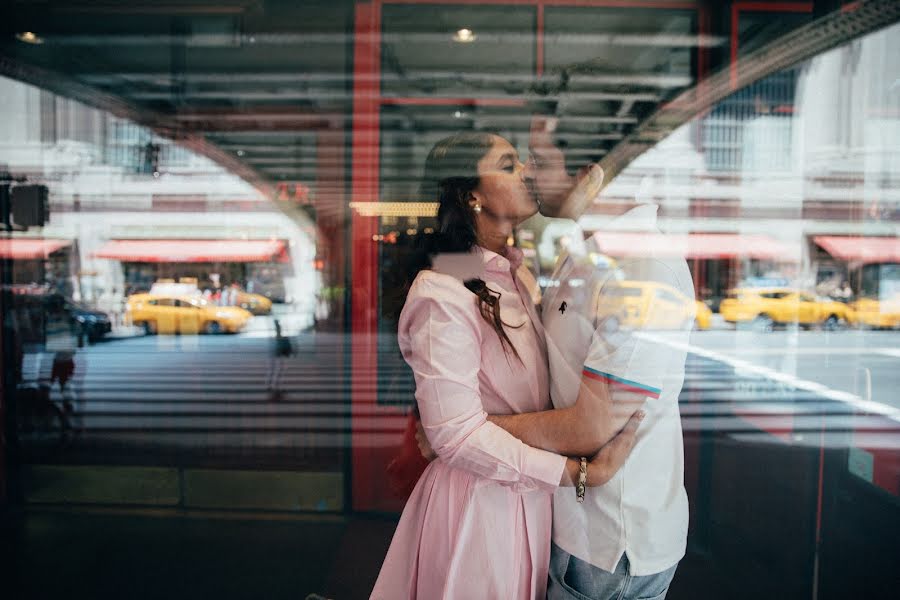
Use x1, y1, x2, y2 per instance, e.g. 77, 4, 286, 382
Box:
586, 455, 610, 487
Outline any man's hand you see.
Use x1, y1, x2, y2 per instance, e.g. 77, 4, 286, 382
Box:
587, 410, 644, 486
415, 418, 437, 461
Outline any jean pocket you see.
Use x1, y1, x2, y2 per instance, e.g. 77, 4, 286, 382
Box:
558, 576, 595, 600
561, 557, 605, 600
548, 550, 594, 600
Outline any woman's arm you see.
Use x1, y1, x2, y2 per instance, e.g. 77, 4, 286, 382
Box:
400, 275, 569, 494
488, 374, 647, 456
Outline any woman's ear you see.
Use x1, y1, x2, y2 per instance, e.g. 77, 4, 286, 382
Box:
469, 192, 483, 214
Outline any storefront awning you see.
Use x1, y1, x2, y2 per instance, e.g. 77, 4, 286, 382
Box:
0, 239, 71, 259
813, 236, 900, 264
93, 239, 286, 263
590, 232, 801, 261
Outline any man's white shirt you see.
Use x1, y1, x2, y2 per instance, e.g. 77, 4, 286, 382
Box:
542, 204, 692, 576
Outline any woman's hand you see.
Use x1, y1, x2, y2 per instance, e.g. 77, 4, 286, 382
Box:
586, 410, 644, 486
415, 418, 437, 461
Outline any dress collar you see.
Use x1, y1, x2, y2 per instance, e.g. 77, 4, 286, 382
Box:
430, 245, 523, 282
477, 245, 524, 275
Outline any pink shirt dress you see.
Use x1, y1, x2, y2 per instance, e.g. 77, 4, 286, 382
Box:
371, 247, 567, 600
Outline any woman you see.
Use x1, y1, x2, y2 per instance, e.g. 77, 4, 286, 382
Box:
371, 133, 642, 599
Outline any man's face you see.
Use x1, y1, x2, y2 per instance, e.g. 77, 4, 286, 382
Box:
523, 116, 577, 218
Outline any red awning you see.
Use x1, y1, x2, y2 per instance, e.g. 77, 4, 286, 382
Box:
590, 232, 801, 261
0, 239, 71, 259
814, 236, 900, 264
93, 239, 286, 263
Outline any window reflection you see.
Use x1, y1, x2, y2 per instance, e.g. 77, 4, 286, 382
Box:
0, 3, 897, 600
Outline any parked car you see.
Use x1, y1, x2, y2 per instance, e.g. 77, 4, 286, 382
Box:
126, 294, 252, 335
595, 280, 708, 331
719, 287, 855, 331
65, 298, 114, 343
7, 287, 111, 345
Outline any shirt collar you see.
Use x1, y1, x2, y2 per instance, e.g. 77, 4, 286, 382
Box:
476, 245, 524, 275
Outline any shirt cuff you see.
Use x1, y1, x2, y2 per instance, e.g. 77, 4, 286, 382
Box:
523, 446, 568, 492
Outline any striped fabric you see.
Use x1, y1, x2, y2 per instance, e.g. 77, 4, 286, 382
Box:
582, 365, 661, 399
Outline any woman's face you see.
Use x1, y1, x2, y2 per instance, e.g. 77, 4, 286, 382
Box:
471, 135, 536, 223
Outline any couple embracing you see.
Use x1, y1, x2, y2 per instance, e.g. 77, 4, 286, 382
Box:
372, 114, 693, 600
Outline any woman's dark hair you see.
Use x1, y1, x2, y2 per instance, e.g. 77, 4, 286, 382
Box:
403, 132, 522, 359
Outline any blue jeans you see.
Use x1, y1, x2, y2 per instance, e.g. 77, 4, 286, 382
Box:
547, 543, 678, 600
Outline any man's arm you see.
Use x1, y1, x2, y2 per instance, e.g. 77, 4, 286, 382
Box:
488, 375, 647, 456
416, 408, 647, 485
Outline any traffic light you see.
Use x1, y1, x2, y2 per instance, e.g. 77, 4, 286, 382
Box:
11, 184, 49, 227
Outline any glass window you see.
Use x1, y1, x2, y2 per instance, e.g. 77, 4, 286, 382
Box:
1, 4, 897, 600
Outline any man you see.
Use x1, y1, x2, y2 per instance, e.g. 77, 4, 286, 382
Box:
417, 115, 693, 599
509, 116, 692, 599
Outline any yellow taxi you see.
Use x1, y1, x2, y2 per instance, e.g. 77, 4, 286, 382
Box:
236, 291, 273, 315
850, 296, 900, 329
719, 287, 855, 331
595, 280, 710, 331
126, 294, 252, 335
694, 300, 713, 330
151, 279, 271, 315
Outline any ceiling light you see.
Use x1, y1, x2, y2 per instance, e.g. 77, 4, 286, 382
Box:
16, 31, 43, 45
453, 28, 476, 43
454, 111, 463, 119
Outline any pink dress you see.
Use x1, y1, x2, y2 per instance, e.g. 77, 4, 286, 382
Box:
371, 247, 567, 600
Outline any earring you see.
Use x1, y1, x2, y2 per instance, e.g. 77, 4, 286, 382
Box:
471, 200, 482, 214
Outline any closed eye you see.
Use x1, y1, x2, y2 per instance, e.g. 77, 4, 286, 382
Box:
496, 152, 519, 172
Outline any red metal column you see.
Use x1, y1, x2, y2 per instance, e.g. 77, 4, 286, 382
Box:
351, 1, 383, 512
